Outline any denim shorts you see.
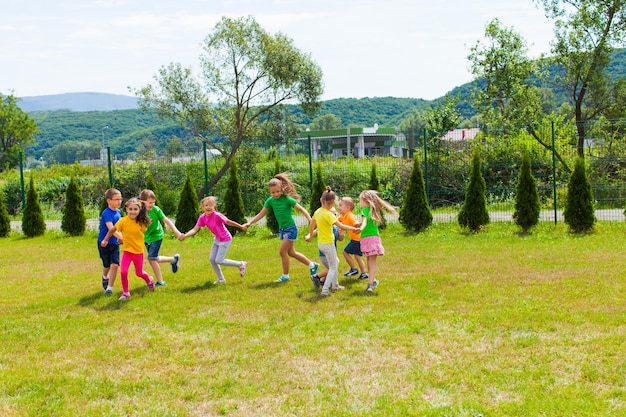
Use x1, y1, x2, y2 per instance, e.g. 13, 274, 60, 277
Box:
98, 242, 120, 267
145, 239, 163, 260
343, 239, 363, 256
279, 225, 298, 241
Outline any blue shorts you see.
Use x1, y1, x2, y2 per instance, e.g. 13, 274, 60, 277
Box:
145, 239, 163, 260
98, 242, 120, 268
344, 239, 363, 256
279, 225, 298, 241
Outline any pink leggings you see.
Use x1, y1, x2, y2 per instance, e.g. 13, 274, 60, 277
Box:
120, 251, 152, 293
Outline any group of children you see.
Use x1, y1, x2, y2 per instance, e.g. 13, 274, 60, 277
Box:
97, 173, 395, 300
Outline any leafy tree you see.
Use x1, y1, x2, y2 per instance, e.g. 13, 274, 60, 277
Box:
165, 136, 183, 158
458, 151, 490, 231
0, 94, 39, 169
309, 113, 342, 130
265, 159, 281, 234
175, 174, 199, 233
310, 164, 325, 215
222, 158, 246, 236
0, 187, 10, 237
43, 140, 100, 164
513, 152, 540, 233
468, 18, 571, 173
536, 0, 626, 157
367, 163, 386, 229
135, 15, 323, 189
426, 94, 461, 136
61, 177, 86, 236
22, 176, 46, 237
399, 155, 432, 233
563, 157, 595, 233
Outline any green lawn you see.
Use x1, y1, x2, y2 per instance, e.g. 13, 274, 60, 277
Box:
1, 222, 625, 416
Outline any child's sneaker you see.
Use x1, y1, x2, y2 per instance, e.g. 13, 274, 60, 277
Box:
155, 281, 166, 287
171, 254, 180, 273
310, 274, 321, 288
104, 288, 113, 295
372, 279, 379, 289
213, 279, 226, 285
275, 276, 290, 283
118, 292, 131, 300
101, 275, 109, 290
344, 268, 359, 277
309, 263, 319, 277
320, 290, 330, 296
358, 272, 369, 280
147, 279, 155, 292
239, 261, 247, 278
331, 285, 345, 291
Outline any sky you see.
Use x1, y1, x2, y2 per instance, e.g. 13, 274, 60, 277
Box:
1, 0, 556, 101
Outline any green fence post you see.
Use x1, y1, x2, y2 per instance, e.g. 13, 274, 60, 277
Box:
19, 151, 25, 209
107, 147, 113, 186
551, 120, 557, 225
422, 127, 429, 199
308, 134, 313, 193
203, 142, 209, 197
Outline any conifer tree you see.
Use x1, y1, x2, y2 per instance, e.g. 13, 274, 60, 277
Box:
563, 157, 595, 233
265, 158, 280, 234
222, 158, 247, 236
458, 150, 490, 231
309, 164, 325, 215
399, 155, 432, 233
0, 187, 10, 238
175, 173, 199, 233
513, 152, 540, 233
22, 176, 46, 237
367, 163, 386, 229
61, 177, 86, 236
145, 173, 161, 207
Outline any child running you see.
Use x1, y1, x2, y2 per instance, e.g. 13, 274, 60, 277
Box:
101, 198, 155, 300
98, 188, 123, 295
356, 190, 396, 293
179, 196, 247, 284
140, 189, 182, 287
245, 173, 319, 283
305, 187, 357, 296
337, 196, 367, 280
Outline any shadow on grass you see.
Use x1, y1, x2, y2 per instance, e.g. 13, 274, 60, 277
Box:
180, 280, 218, 293
77, 286, 152, 310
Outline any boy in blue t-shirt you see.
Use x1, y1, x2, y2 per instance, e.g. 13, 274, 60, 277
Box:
98, 188, 123, 295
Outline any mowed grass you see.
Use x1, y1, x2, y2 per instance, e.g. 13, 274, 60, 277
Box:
1, 222, 625, 416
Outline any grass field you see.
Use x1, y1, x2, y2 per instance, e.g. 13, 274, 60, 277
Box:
1, 222, 625, 416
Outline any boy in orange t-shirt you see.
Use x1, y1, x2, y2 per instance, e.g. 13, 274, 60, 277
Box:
337, 197, 367, 280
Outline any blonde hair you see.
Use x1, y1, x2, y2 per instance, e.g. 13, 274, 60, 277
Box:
269, 172, 299, 200
200, 196, 217, 207
359, 190, 387, 225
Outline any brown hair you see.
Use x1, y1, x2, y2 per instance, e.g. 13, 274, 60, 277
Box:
340, 196, 355, 210
125, 197, 151, 228
105, 188, 121, 200
139, 189, 156, 201
269, 172, 299, 200
320, 186, 336, 205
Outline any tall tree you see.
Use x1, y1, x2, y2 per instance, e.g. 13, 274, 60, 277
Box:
513, 152, 541, 233
535, 0, 626, 157
135, 15, 323, 188
0, 187, 10, 238
563, 157, 596, 233
61, 177, 86, 236
399, 155, 432, 233
22, 177, 46, 238
458, 151, 490, 232
0, 94, 39, 169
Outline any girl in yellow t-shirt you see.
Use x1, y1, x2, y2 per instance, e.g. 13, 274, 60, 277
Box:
306, 187, 358, 296
101, 198, 154, 300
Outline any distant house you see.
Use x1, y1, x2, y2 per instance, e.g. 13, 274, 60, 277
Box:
297, 125, 408, 160
171, 148, 221, 163
441, 128, 481, 141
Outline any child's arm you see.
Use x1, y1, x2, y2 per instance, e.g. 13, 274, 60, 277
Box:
381, 199, 397, 213
179, 225, 201, 241
100, 225, 118, 247
305, 218, 317, 242
105, 220, 123, 241
225, 219, 247, 232
294, 203, 312, 223
333, 220, 357, 232
244, 207, 268, 228
162, 217, 182, 239
356, 216, 368, 233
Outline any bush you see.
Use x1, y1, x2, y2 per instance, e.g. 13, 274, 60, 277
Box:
22, 177, 46, 237
563, 157, 595, 233
222, 158, 246, 236
309, 164, 325, 215
513, 152, 540, 233
399, 155, 432, 233
458, 151, 490, 232
0, 187, 10, 237
61, 177, 86, 236
175, 174, 199, 233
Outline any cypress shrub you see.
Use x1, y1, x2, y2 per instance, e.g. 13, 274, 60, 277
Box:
222, 158, 247, 236
513, 152, 540, 233
563, 157, 595, 233
61, 177, 86, 236
265, 159, 280, 235
0, 187, 10, 238
368, 163, 386, 229
458, 151, 490, 232
399, 155, 432, 233
22, 176, 46, 237
145, 173, 161, 207
309, 164, 325, 215
175, 173, 199, 233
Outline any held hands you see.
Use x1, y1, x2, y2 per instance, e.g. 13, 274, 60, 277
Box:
100, 239, 108, 247
304, 233, 312, 242
178, 233, 186, 241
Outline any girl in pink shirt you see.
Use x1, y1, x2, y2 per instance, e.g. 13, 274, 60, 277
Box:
179, 196, 248, 284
